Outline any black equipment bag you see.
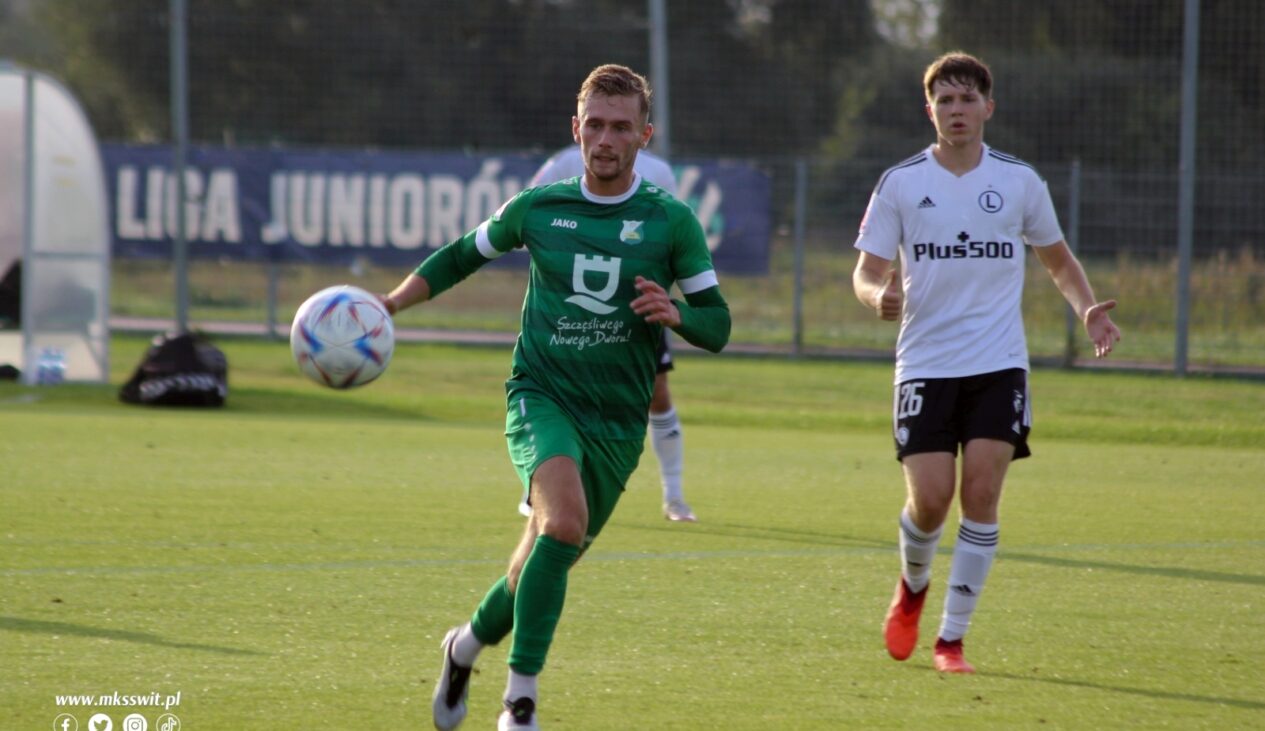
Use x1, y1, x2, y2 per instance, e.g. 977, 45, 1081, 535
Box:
0, 259, 19, 329
119, 331, 228, 406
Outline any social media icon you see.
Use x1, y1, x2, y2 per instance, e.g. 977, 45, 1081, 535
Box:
155, 714, 181, 731
87, 713, 113, 731
122, 714, 148, 731
53, 713, 79, 731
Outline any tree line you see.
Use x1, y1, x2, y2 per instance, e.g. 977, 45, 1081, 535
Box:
3, 0, 1260, 174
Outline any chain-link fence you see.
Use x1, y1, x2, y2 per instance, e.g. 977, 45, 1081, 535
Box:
4, 0, 1263, 370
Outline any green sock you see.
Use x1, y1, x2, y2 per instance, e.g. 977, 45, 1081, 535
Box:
508, 535, 580, 675
470, 576, 515, 646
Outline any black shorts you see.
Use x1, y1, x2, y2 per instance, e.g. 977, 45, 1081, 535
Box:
656, 330, 674, 374
892, 368, 1031, 462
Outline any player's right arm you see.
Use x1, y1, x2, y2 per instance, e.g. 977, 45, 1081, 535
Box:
852, 186, 903, 321
382, 273, 430, 315
853, 253, 901, 321
382, 190, 533, 314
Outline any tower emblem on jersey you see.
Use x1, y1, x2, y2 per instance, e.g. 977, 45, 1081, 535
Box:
979, 190, 1003, 213
565, 254, 621, 314
619, 220, 645, 244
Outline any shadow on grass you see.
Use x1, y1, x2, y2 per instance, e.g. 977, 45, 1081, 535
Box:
0, 616, 265, 656
624, 519, 890, 550
979, 669, 1265, 711
617, 524, 1265, 589
0, 381, 442, 423
1003, 551, 1265, 587
225, 386, 436, 421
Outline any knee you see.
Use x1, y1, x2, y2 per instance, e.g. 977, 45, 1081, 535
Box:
908, 492, 953, 528
958, 488, 1001, 523
538, 512, 587, 547
958, 475, 1005, 518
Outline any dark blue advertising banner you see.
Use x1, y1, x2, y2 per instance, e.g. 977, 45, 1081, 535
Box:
101, 144, 771, 274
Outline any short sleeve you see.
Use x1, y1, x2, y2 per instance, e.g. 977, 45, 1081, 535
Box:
854, 186, 902, 260
1022, 173, 1064, 247
477, 188, 534, 257
670, 206, 718, 293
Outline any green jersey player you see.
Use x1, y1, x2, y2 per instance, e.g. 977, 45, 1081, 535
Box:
382, 64, 730, 731
531, 144, 699, 524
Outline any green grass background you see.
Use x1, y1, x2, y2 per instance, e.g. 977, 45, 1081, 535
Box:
2, 336, 1263, 730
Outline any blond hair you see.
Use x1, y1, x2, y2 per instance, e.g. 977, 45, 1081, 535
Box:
577, 64, 652, 123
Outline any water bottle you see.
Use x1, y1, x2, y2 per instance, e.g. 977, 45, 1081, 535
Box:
35, 347, 66, 385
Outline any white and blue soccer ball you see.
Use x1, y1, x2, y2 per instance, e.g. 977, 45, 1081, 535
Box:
290, 285, 394, 389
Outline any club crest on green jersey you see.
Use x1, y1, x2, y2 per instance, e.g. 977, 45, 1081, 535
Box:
565, 254, 620, 314
619, 220, 644, 244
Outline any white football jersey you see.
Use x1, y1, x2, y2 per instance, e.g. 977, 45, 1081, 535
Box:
854, 144, 1064, 383
530, 144, 678, 197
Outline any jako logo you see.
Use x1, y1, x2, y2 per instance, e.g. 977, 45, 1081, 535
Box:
565, 254, 620, 315
551, 218, 578, 229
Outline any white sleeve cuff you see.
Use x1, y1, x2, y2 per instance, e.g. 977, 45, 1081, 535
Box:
678, 270, 719, 294
474, 221, 505, 259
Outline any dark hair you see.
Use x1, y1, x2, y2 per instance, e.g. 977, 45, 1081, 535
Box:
924, 52, 993, 100
577, 64, 652, 123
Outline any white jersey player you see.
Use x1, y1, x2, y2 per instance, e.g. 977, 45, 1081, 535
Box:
532, 144, 697, 524
852, 51, 1121, 675
857, 142, 1064, 384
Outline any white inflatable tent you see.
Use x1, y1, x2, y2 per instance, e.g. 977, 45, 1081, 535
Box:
0, 62, 110, 384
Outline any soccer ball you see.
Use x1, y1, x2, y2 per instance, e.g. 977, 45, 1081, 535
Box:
290, 285, 394, 388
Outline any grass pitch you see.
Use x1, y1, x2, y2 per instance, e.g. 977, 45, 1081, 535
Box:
2, 336, 1263, 730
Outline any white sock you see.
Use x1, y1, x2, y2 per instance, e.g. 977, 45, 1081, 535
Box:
505, 669, 538, 703
649, 408, 684, 502
451, 623, 483, 667
899, 509, 942, 594
938, 518, 999, 642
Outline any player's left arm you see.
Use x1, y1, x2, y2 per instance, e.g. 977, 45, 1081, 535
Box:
675, 280, 730, 353
630, 207, 730, 353
1033, 241, 1122, 358
632, 275, 730, 353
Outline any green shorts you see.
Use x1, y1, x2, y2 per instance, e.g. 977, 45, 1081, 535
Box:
505, 389, 643, 550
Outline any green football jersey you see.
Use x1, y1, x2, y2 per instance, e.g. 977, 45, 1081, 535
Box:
477, 177, 722, 440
